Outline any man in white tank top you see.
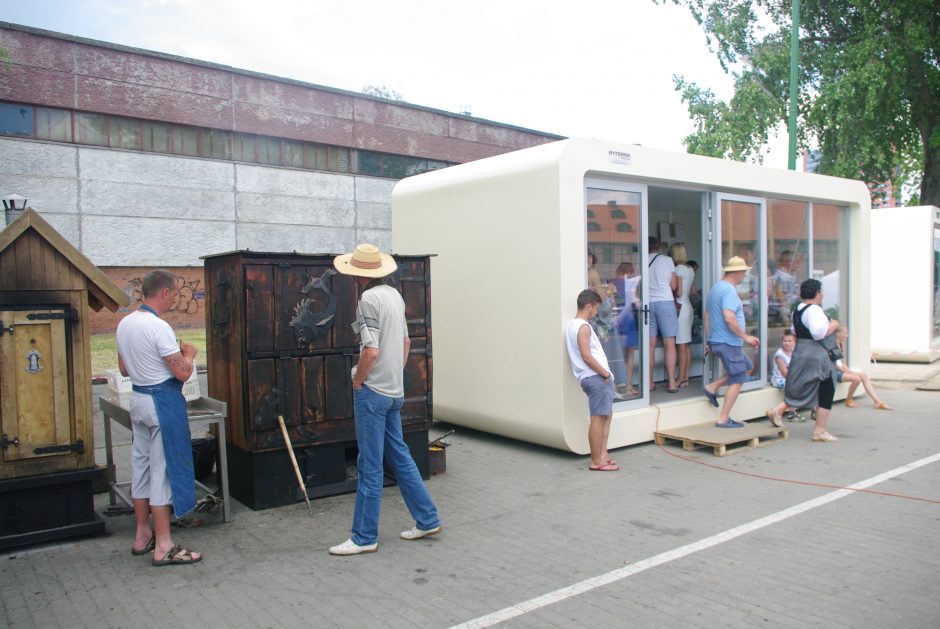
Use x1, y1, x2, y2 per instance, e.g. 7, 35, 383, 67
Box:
566, 290, 618, 471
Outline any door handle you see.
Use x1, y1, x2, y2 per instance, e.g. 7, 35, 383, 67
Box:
641, 305, 650, 325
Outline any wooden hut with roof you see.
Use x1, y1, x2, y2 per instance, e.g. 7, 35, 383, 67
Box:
0, 208, 129, 548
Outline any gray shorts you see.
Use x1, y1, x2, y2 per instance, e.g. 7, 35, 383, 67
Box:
580, 374, 614, 416
710, 343, 753, 385
650, 300, 679, 338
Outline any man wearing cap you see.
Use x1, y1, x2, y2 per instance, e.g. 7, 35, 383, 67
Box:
329, 244, 442, 556
702, 256, 760, 427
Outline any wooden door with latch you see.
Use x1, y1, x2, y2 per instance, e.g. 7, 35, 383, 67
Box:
0, 308, 71, 462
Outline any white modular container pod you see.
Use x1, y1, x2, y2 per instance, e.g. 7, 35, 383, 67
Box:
392, 138, 871, 453
870, 205, 940, 363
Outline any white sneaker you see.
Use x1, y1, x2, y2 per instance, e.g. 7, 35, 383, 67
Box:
329, 539, 377, 555
400, 525, 442, 540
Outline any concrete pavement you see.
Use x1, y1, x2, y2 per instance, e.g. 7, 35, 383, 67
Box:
2, 373, 939, 628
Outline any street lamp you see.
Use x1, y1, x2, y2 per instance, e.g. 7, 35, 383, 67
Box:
2, 193, 28, 227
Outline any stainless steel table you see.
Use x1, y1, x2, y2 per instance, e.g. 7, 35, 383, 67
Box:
99, 395, 231, 523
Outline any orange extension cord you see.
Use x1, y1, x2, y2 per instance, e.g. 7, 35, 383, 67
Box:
651, 404, 940, 505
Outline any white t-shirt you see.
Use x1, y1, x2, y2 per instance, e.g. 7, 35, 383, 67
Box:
565, 317, 610, 382
793, 303, 830, 340
675, 264, 694, 302
771, 348, 791, 387
648, 253, 676, 302
115, 310, 179, 386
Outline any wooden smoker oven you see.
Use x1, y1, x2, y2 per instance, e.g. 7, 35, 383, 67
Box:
0, 210, 129, 548
203, 251, 432, 510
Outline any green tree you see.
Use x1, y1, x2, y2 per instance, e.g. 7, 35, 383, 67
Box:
362, 84, 405, 102
656, 0, 940, 206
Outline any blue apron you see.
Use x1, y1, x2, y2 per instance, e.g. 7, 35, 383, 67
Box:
133, 305, 196, 518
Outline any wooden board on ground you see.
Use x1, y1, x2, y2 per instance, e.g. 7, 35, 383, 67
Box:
655, 421, 788, 457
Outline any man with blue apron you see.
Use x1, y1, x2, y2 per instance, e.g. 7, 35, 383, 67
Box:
116, 269, 202, 566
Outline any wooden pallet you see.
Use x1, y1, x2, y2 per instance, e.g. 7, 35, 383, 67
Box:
654, 422, 789, 457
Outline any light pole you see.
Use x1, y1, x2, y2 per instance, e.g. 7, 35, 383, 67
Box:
787, 0, 800, 171
2, 193, 28, 227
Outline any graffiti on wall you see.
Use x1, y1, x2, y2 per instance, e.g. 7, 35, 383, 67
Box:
126, 275, 204, 314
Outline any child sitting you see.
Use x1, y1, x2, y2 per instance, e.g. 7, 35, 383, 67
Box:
768, 330, 806, 422
834, 326, 893, 410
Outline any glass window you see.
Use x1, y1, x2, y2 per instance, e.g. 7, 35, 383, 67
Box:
767, 199, 809, 363
174, 126, 199, 156
812, 203, 845, 322
283, 140, 304, 168
110, 117, 141, 150
233, 133, 257, 162
720, 197, 763, 384
35, 107, 72, 142
202, 129, 231, 160
332, 147, 350, 173
586, 188, 644, 400
934, 226, 940, 343
357, 151, 382, 176
257, 136, 281, 165
142, 121, 171, 153
75, 112, 107, 145
303, 143, 327, 170
0, 103, 34, 137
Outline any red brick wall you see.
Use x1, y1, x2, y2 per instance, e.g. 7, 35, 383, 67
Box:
88, 267, 206, 334
0, 25, 560, 161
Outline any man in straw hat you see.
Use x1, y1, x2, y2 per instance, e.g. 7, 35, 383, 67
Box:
702, 256, 761, 428
329, 244, 442, 556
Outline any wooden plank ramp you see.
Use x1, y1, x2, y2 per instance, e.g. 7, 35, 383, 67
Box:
655, 421, 788, 457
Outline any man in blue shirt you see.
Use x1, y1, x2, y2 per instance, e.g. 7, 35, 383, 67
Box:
702, 256, 760, 427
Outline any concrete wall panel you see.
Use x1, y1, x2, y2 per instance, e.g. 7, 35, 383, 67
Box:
82, 215, 236, 266
236, 163, 353, 199
236, 191, 355, 227
355, 176, 397, 204
32, 212, 80, 248
82, 180, 235, 221
79, 148, 234, 189
0, 174, 78, 214
355, 201, 391, 230
0, 139, 77, 177
237, 222, 354, 255
355, 228, 392, 252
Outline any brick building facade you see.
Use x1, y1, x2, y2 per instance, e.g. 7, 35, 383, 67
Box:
0, 22, 562, 330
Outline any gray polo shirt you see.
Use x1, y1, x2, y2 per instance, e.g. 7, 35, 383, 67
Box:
351, 284, 409, 397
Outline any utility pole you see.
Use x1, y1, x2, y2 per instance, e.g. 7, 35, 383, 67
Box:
787, 0, 800, 170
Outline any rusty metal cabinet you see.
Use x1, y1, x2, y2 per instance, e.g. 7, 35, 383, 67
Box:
203, 251, 432, 510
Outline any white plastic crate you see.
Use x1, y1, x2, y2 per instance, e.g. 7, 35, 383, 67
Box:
106, 367, 200, 402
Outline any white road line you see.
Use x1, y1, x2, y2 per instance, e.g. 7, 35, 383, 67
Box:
450, 451, 940, 629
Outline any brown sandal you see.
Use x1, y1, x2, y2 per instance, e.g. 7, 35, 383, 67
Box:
152, 544, 203, 567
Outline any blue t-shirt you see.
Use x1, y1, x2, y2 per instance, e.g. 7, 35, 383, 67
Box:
707, 280, 744, 346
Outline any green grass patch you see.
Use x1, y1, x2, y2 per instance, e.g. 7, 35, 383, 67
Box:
90, 328, 207, 375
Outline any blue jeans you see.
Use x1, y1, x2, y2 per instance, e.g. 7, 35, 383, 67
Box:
351, 385, 440, 546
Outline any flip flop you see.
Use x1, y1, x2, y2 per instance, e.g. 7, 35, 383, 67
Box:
678, 380, 690, 388
703, 388, 719, 407
667, 387, 679, 393
131, 533, 155, 556
152, 544, 203, 567
589, 463, 620, 471
715, 419, 745, 428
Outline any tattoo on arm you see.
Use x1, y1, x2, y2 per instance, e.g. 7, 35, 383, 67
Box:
163, 351, 193, 380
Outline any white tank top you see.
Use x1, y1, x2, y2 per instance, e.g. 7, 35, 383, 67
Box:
565, 318, 610, 382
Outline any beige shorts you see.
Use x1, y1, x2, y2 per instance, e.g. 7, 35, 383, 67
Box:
129, 392, 173, 507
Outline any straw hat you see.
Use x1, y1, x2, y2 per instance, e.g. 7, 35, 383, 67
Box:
722, 256, 751, 273
333, 243, 397, 278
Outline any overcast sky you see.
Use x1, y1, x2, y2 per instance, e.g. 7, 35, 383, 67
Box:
0, 0, 791, 164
